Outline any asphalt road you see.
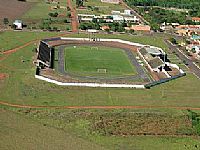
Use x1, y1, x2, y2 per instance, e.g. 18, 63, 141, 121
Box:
165, 40, 200, 79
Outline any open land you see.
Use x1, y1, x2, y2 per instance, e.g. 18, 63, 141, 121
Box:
1, 106, 200, 150
0, 31, 200, 107
0, 0, 33, 25
0, 2, 200, 147
72, 0, 127, 15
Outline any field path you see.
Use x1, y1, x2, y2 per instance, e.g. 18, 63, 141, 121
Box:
2, 40, 38, 55
67, 0, 78, 32
1, 101, 200, 110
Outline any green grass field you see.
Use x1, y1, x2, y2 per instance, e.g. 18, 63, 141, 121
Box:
64, 46, 136, 77
0, 108, 105, 150
1, 107, 199, 150
0, 31, 200, 150
72, 0, 126, 15
0, 31, 200, 107
0, 31, 60, 51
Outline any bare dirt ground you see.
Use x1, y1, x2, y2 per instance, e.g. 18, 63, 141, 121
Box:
0, 73, 8, 80
67, 0, 78, 32
0, 0, 33, 26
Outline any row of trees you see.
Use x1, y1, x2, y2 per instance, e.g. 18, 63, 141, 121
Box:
80, 21, 132, 33
125, 0, 200, 10
137, 7, 200, 31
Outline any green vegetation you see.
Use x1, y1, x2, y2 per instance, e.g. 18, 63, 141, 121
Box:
0, 31, 60, 51
3, 18, 9, 26
67, 33, 169, 50
2, 107, 200, 150
0, 108, 105, 150
64, 46, 136, 77
125, 0, 200, 30
125, 0, 200, 10
188, 110, 200, 135
0, 31, 200, 149
73, 0, 126, 15
0, 31, 200, 107
21, 0, 71, 31
76, 0, 84, 8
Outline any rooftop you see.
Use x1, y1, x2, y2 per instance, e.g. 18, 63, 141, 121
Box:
192, 17, 200, 21
13, 20, 22, 23
148, 57, 164, 69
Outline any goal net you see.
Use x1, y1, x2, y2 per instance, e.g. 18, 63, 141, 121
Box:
91, 47, 99, 50
97, 69, 107, 73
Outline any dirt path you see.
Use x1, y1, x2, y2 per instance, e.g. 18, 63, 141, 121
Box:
2, 40, 38, 55
67, 0, 78, 32
1, 101, 200, 110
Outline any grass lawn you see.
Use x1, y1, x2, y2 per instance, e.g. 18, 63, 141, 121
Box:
66, 33, 170, 50
0, 108, 105, 150
20, 0, 69, 30
2, 107, 199, 150
0, 31, 199, 107
0, 31, 200, 149
64, 46, 136, 77
0, 31, 60, 51
22, 0, 52, 20
72, 0, 126, 15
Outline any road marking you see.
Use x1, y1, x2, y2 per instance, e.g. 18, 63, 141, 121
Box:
193, 62, 200, 70
192, 72, 200, 79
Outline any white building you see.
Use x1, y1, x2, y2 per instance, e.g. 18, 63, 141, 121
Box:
13, 20, 23, 30
101, 0, 120, 4
113, 15, 124, 22
124, 10, 132, 16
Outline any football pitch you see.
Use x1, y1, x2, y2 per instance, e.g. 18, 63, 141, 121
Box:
64, 46, 136, 77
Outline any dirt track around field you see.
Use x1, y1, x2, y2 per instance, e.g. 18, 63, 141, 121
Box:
1, 101, 200, 110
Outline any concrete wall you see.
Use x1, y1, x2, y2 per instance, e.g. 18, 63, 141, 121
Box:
35, 75, 145, 89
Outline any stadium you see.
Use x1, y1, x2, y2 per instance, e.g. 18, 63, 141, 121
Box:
36, 37, 185, 88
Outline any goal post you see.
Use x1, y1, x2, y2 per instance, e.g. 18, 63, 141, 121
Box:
97, 69, 107, 73
91, 47, 99, 50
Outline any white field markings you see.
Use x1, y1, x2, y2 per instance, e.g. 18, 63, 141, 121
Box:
193, 62, 200, 70
192, 72, 200, 79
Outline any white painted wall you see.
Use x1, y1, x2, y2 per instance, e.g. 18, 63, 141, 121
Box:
35, 75, 145, 88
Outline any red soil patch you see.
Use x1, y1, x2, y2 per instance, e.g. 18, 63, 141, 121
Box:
67, 0, 78, 32
0, 73, 8, 80
2, 40, 38, 55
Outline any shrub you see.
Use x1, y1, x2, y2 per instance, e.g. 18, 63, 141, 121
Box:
48, 12, 58, 17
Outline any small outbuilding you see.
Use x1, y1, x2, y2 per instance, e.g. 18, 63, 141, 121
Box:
13, 20, 23, 30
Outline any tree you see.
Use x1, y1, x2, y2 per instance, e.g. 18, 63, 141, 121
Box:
169, 38, 177, 45
3, 18, 9, 25
48, 12, 58, 17
76, 0, 84, 8
191, 48, 196, 53
129, 29, 135, 34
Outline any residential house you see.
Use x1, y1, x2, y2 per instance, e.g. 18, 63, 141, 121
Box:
101, 25, 110, 31
13, 20, 23, 30
192, 17, 200, 23
126, 25, 151, 32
